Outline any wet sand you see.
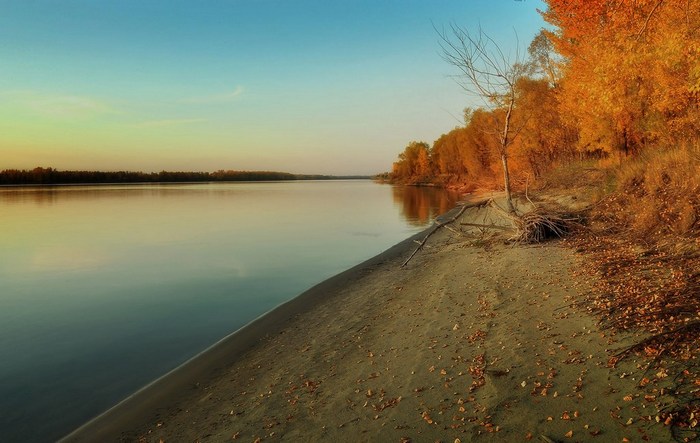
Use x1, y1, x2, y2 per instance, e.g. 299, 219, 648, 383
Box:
62, 199, 672, 442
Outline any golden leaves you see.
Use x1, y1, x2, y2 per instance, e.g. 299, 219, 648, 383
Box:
421, 411, 434, 425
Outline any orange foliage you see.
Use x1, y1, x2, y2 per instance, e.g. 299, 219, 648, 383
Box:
544, 0, 700, 155
390, 1, 699, 190
391, 141, 432, 184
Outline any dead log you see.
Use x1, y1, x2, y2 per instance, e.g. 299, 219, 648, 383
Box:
401, 197, 580, 267
401, 198, 491, 267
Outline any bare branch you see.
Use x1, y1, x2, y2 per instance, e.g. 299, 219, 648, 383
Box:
636, 0, 665, 41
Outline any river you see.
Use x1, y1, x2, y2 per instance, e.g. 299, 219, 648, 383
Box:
0, 180, 459, 442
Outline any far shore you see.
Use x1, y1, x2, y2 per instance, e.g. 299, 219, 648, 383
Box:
62, 194, 671, 442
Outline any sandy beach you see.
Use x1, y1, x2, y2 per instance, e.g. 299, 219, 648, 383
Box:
63, 198, 673, 442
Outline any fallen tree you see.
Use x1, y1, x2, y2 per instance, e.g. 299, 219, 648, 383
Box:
401, 197, 583, 267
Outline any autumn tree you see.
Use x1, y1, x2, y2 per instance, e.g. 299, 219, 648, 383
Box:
438, 25, 528, 213
431, 117, 498, 185
509, 76, 579, 178
528, 30, 561, 88
391, 141, 432, 183
542, 0, 700, 157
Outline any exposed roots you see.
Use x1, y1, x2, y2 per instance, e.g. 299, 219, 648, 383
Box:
510, 208, 583, 244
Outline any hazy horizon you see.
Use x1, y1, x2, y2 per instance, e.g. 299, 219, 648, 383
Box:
0, 1, 547, 175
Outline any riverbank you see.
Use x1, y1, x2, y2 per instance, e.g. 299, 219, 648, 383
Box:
63, 197, 673, 442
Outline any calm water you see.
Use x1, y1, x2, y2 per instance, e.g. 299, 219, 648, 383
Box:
0, 180, 458, 442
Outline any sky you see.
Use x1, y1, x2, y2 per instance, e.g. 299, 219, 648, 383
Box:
0, 0, 548, 175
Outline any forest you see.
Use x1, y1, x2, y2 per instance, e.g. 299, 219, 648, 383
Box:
0, 167, 367, 185
390, 0, 698, 192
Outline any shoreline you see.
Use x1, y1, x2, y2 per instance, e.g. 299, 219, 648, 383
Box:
60, 209, 436, 442
63, 197, 673, 442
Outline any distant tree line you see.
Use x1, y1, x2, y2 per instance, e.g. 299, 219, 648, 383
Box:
0, 167, 368, 185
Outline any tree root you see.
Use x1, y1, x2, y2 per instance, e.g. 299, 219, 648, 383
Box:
510, 207, 583, 244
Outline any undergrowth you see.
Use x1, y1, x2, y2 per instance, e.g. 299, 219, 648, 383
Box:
561, 143, 700, 440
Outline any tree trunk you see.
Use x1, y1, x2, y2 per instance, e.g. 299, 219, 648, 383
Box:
501, 153, 515, 213
501, 98, 516, 213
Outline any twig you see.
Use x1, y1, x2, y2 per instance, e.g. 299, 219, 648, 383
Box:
614, 321, 700, 360
636, 0, 665, 40
443, 224, 464, 236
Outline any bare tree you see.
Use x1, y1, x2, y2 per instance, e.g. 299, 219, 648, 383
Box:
438, 24, 527, 213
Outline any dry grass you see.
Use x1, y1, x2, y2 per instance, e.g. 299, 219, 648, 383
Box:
579, 142, 700, 345
610, 143, 700, 239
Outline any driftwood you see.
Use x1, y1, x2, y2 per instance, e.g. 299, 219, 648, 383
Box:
401, 195, 582, 267
401, 198, 492, 267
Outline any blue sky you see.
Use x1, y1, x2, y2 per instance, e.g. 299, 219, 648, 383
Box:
0, 0, 548, 174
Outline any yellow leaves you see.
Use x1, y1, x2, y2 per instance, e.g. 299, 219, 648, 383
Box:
421, 411, 435, 425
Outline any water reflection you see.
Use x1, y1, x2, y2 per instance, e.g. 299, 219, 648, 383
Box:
0, 184, 220, 206
391, 185, 461, 226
